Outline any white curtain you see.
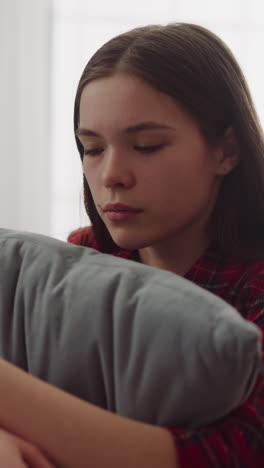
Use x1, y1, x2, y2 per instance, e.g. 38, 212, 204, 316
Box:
1, 0, 264, 240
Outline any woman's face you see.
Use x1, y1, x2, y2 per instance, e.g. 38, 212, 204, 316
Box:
77, 73, 232, 251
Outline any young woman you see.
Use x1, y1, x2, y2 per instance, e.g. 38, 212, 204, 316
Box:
0, 22, 263, 467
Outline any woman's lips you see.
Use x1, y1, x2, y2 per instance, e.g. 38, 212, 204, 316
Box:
105, 211, 141, 221
102, 203, 142, 221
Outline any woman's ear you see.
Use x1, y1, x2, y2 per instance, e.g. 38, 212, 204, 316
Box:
216, 127, 240, 175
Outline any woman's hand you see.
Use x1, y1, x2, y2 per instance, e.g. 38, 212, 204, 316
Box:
0, 429, 56, 468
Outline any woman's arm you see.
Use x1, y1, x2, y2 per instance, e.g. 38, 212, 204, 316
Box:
0, 358, 178, 468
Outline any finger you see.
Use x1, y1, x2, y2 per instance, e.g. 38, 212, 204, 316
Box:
21, 443, 56, 468
11, 437, 56, 468
0, 431, 56, 468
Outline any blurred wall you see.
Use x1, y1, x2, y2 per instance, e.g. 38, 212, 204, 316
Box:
0, 0, 51, 234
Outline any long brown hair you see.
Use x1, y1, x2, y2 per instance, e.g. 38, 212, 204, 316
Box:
74, 23, 264, 259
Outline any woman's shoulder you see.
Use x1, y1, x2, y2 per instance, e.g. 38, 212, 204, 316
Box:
67, 226, 135, 260
188, 247, 264, 328
67, 226, 96, 248
219, 256, 264, 328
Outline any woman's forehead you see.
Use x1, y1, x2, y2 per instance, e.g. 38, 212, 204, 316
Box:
79, 74, 196, 135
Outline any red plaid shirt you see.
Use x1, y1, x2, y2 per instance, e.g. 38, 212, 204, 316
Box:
68, 227, 264, 468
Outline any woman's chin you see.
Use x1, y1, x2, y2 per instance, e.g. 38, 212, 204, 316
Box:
114, 239, 139, 251
110, 234, 146, 252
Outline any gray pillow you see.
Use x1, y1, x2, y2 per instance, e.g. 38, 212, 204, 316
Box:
0, 228, 261, 429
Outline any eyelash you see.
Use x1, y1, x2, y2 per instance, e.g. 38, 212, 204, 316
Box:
83, 148, 103, 157
134, 144, 164, 153
83, 144, 164, 157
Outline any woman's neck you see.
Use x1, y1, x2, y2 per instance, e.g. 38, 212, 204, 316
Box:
138, 232, 209, 276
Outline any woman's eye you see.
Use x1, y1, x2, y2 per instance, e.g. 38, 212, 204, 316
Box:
134, 144, 164, 153
83, 148, 103, 157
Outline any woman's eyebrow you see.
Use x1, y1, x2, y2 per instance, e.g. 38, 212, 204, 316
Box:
124, 121, 175, 133
75, 121, 175, 138
75, 128, 99, 137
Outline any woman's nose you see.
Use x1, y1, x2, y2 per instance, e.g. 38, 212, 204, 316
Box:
101, 150, 135, 189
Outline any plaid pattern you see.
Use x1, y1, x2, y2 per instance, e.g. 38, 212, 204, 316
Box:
68, 227, 264, 468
